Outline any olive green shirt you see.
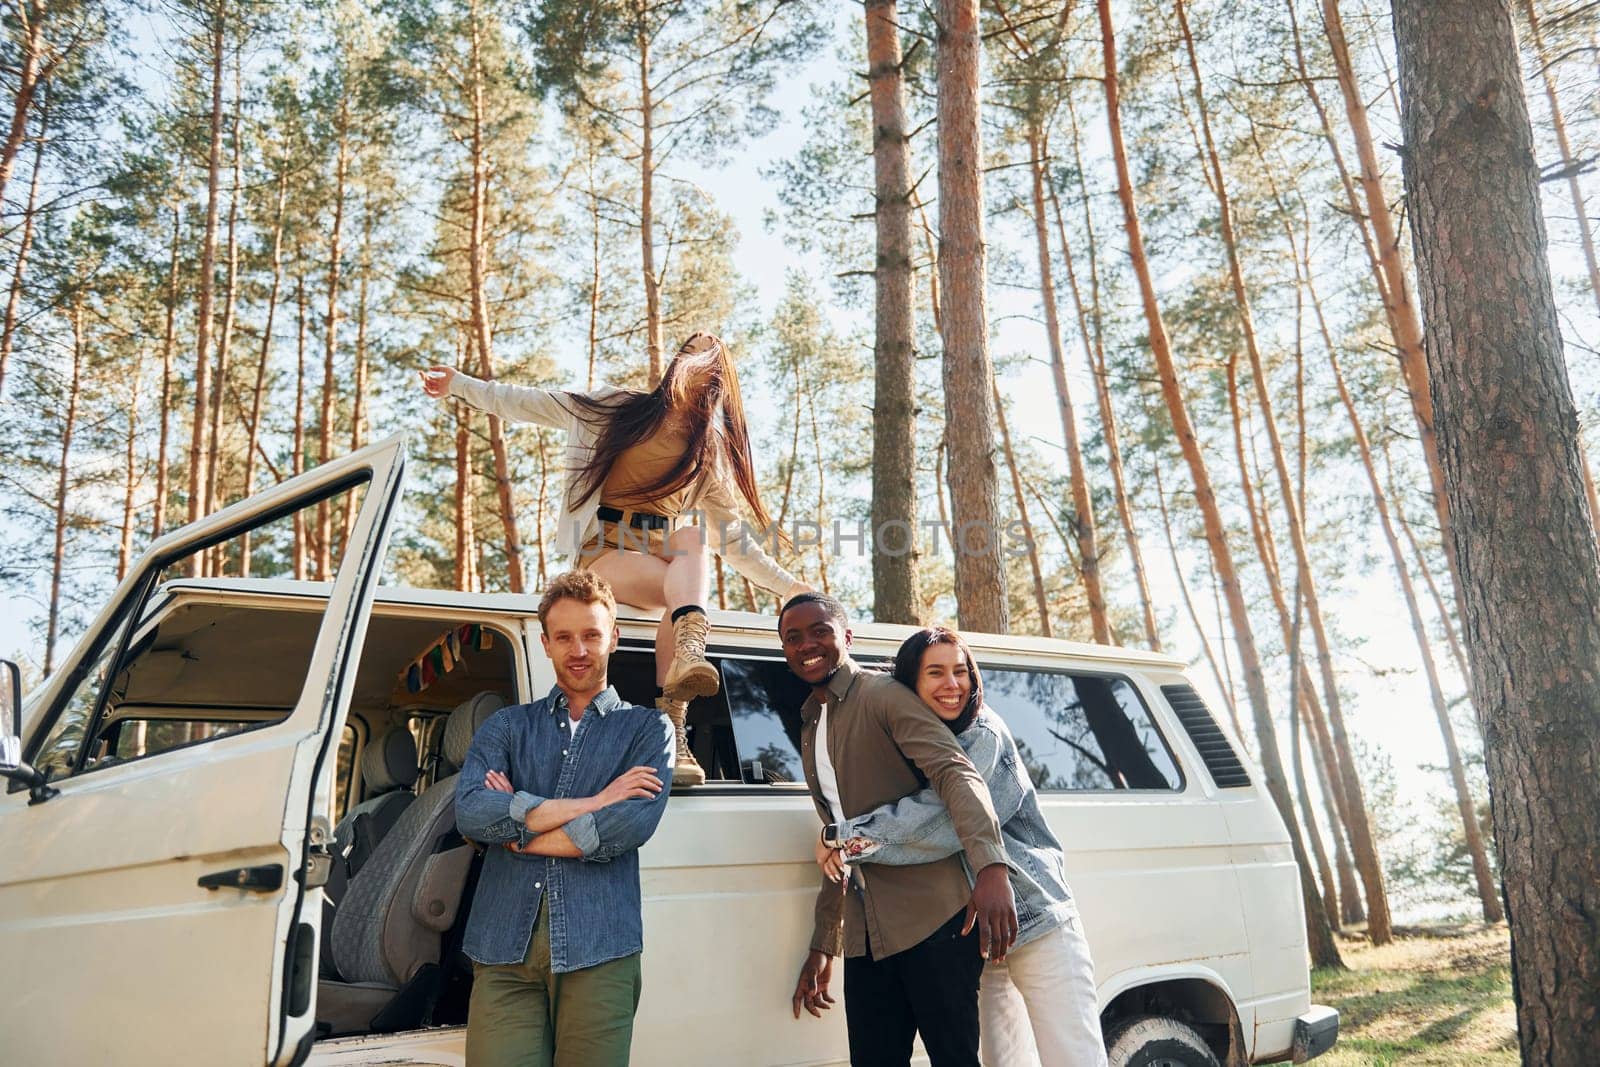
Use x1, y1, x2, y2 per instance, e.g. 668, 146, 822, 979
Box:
801, 658, 1009, 959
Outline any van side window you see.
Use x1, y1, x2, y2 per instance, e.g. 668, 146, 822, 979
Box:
334, 723, 360, 823
721, 657, 810, 784
981, 666, 1183, 791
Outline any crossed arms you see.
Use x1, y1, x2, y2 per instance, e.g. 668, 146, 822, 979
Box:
455, 709, 674, 862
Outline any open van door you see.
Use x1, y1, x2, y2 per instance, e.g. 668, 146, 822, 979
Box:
0, 436, 406, 1066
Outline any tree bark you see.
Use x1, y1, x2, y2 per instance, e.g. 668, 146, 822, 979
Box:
0, 83, 46, 398
1176, 0, 1391, 943
994, 385, 1051, 636
318, 112, 348, 583
187, 4, 227, 568
1028, 124, 1107, 642
1151, 462, 1245, 744
636, 2, 662, 386
46, 296, 86, 677
293, 272, 309, 581
866, 0, 920, 625
937, 0, 1008, 635
0, 0, 47, 214
1100, 0, 1339, 966
1394, 0, 1600, 1052
468, 1, 526, 593
240, 169, 288, 578
1319, 0, 1462, 598
205, 42, 245, 549
1052, 93, 1159, 650
118, 363, 143, 582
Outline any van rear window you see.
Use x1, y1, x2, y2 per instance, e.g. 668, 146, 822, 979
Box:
981, 667, 1183, 792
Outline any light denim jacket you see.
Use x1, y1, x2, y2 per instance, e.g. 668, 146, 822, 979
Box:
455, 686, 674, 971
837, 707, 1077, 949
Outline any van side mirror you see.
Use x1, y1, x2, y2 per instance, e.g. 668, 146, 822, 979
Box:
0, 659, 56, 804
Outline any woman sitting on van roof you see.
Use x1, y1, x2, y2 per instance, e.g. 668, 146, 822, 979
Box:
815, 627, 1108, 1067
421, 333, 811, 787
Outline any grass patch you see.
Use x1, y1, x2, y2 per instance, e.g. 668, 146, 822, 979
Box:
1310, 923, 1516, 1066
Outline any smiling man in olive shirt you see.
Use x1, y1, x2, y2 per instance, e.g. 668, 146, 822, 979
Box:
782, 592, 1017, 1067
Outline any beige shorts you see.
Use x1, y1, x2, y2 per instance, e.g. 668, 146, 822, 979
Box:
576, 507, 678, 568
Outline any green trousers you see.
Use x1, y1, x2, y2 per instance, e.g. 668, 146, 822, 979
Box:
465, 897, 643, 1067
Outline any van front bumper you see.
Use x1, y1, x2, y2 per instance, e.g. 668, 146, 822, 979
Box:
1292, 1004, 1339, 1062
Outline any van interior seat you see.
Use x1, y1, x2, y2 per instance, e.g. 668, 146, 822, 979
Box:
331, 728, 421, 897
319, 727, 421, 980
316, 690, 508, 1037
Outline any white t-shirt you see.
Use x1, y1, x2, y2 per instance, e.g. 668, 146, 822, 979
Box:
815, 702, 846, 827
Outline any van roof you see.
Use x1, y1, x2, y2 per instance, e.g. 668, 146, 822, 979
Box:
156, 577, 1187, 671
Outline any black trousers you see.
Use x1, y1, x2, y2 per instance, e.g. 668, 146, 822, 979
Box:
843, 909, 984, 1067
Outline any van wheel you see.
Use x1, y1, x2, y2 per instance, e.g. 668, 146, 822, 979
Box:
1105, 1014, 1221, 1067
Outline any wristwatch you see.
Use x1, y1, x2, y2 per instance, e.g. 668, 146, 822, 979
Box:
821, 823, 842, 848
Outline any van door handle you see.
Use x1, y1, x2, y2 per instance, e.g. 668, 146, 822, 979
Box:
198, 864, 284, 892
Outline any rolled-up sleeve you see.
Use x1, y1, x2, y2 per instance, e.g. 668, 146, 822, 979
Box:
568, 711, 675, 862
876, 690, 1010, 873
455, 713, 543, 847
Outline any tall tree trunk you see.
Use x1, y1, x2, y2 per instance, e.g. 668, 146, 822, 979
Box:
535, 427, 550, 588
318, 114, 348, 583
1394, 0, 1600, 1052
344, 202, 373, 547
1052, 92, 1159, 650
467, 3, 526, 593
1319, 0, 1461, 598
587, 153, 602, 392
1327, 337, 1502, 922
636, 3, 662, 386
240, 170, 288, 578
866, 0, 920, 625
1226, 355, 1356, 924
994, 385, 1051, 636
0, 84, 46, 398
1389, 466, 1472, 685
937, 0, 1008, 635
1176, 0, 1391, 943
1100, 0, 1340, 966
205, 41, 244, 551
187, 4, 227, 567
46, 296, 86, 677
806, 384, 832, 594
1286, 565, 1340, 930
454, 397, 477, 593
1151, 462, 1244, 744
1028, 123, 1107, 643
293, 273, 309, 581
154, 204, 180, 539
118, 358, 143, 582
0, 0, 47, 214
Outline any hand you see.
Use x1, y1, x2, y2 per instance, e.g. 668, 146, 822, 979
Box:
814, 834, 847, 884
790, 949, 836, 1019
419, 365, 455, 398
596, 765, 663, 808
782, 580, 815, 602
503, 838, 539, 856
962, 863, 1018, 961
485, 769, 514, 794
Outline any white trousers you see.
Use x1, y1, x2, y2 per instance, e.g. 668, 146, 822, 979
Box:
978, 916, 1108, 1067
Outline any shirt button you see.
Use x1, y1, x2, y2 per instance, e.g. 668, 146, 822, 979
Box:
535, 882, 542, 889
563, 749, 569, 756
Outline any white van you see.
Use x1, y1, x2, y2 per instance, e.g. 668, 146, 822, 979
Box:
0, 437, 1336, 1065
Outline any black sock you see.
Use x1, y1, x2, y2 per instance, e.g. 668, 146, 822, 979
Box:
671, 604, 706, 623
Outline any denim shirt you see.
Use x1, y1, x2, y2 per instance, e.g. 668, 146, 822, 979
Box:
838, 707, 1077, 949
455, 685, 674, 971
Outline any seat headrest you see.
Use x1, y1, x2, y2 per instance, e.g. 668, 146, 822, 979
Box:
443, 691, 508, 769
359, 728, 419, 793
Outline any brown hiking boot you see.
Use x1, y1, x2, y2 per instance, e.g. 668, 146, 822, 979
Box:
657, 696, 705, 787
662, 609, 720, 701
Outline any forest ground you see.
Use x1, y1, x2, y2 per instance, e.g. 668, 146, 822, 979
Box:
1311, 921, 1516, 1065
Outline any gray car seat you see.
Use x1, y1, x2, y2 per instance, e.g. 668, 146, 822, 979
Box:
316, 691, 507, 1036
320, 727, 420, 979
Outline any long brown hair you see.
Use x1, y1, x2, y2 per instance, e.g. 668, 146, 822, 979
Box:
566, 333, 776, 529
892, 627, 984, 734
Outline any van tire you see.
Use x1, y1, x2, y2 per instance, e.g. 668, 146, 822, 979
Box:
1105, 1014, 1221, 1067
